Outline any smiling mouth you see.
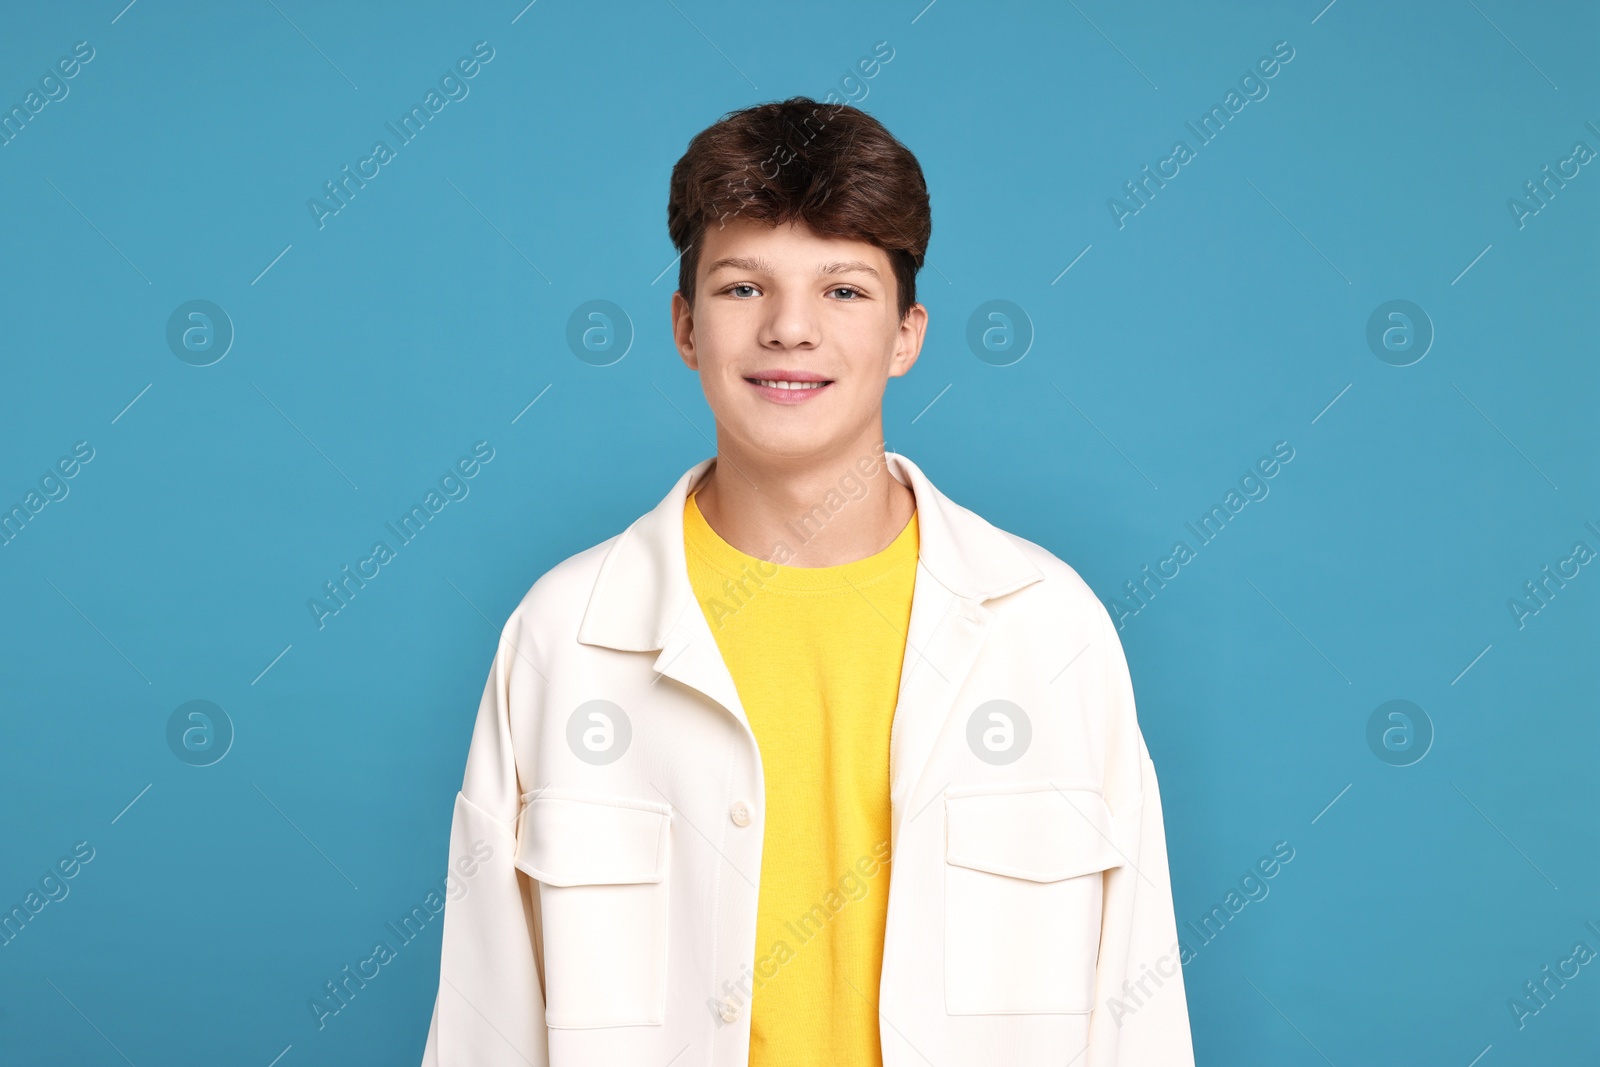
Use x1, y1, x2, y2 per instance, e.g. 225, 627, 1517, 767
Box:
745, 377, 832, 391
743, 376, 835, 403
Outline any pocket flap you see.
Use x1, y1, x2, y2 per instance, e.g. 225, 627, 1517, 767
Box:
945, 784, 1124, 882
516, 791, 671, 886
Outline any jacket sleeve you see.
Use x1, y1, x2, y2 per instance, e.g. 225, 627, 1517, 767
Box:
1087, 605, 1196, 1067
422, 616, 549, 1067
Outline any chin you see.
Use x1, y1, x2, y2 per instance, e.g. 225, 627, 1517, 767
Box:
735, 422, 842, 460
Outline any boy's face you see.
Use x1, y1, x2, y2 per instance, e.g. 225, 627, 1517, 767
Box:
671, 218, 926, 463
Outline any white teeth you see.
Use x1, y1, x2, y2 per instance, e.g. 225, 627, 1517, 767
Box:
753, 379, 827, 390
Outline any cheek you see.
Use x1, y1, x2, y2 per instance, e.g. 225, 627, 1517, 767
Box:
694, 315, 743, 369
692, 338, 745, 402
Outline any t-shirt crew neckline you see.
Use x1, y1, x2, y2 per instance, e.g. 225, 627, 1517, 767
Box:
684, 489, 918, 596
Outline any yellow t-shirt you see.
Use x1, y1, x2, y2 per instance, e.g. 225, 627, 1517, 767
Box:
684, 489, 918, 1067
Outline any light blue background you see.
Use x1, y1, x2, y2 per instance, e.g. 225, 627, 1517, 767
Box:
1, 1, 1596, 1063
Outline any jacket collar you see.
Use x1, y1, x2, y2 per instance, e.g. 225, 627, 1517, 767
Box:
577, 450, 1045, 653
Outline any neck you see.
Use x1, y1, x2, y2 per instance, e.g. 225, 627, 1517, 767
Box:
693, 425, 916, 568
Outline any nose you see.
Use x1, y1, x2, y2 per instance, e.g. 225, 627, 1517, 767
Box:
757, 287, 821, 351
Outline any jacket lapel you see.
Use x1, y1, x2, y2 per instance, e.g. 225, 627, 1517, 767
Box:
877, 454, 1044, 843
575, 457, 752, 731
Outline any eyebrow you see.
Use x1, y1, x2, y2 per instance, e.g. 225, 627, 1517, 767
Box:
704, 256, 881, 280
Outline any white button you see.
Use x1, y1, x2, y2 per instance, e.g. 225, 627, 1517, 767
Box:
729, 801, 752, 827
719, 996, 740, 1022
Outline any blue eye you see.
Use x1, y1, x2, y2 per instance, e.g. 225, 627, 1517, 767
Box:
728, 284, 758, 298
831, 287, 862, 300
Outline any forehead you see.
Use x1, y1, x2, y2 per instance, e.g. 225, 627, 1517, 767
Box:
698, 218, 889, 277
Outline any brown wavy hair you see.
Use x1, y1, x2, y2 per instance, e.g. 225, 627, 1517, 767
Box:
667, 96, 931, 322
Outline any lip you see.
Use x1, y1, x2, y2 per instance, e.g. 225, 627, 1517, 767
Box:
743, 369, 834, 405
744, 369, 832, 382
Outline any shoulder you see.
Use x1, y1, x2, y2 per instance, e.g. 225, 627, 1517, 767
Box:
499, 531, 621, 646
985, 519, 1116, 633
970, 516, 1133, 678
980, 519, 1150, 763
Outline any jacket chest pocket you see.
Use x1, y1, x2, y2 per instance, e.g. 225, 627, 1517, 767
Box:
515, 790, 672, 1028
942, 783, 1123, 1015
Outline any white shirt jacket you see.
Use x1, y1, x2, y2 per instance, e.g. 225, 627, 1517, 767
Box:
421, 451, 1196, 1066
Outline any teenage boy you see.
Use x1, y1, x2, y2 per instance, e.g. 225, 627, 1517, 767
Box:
422, 96, 1194, 1067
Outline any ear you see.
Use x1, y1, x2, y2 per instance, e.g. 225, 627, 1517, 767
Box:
887, 302, 928, 379
671, 290, 699, 371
